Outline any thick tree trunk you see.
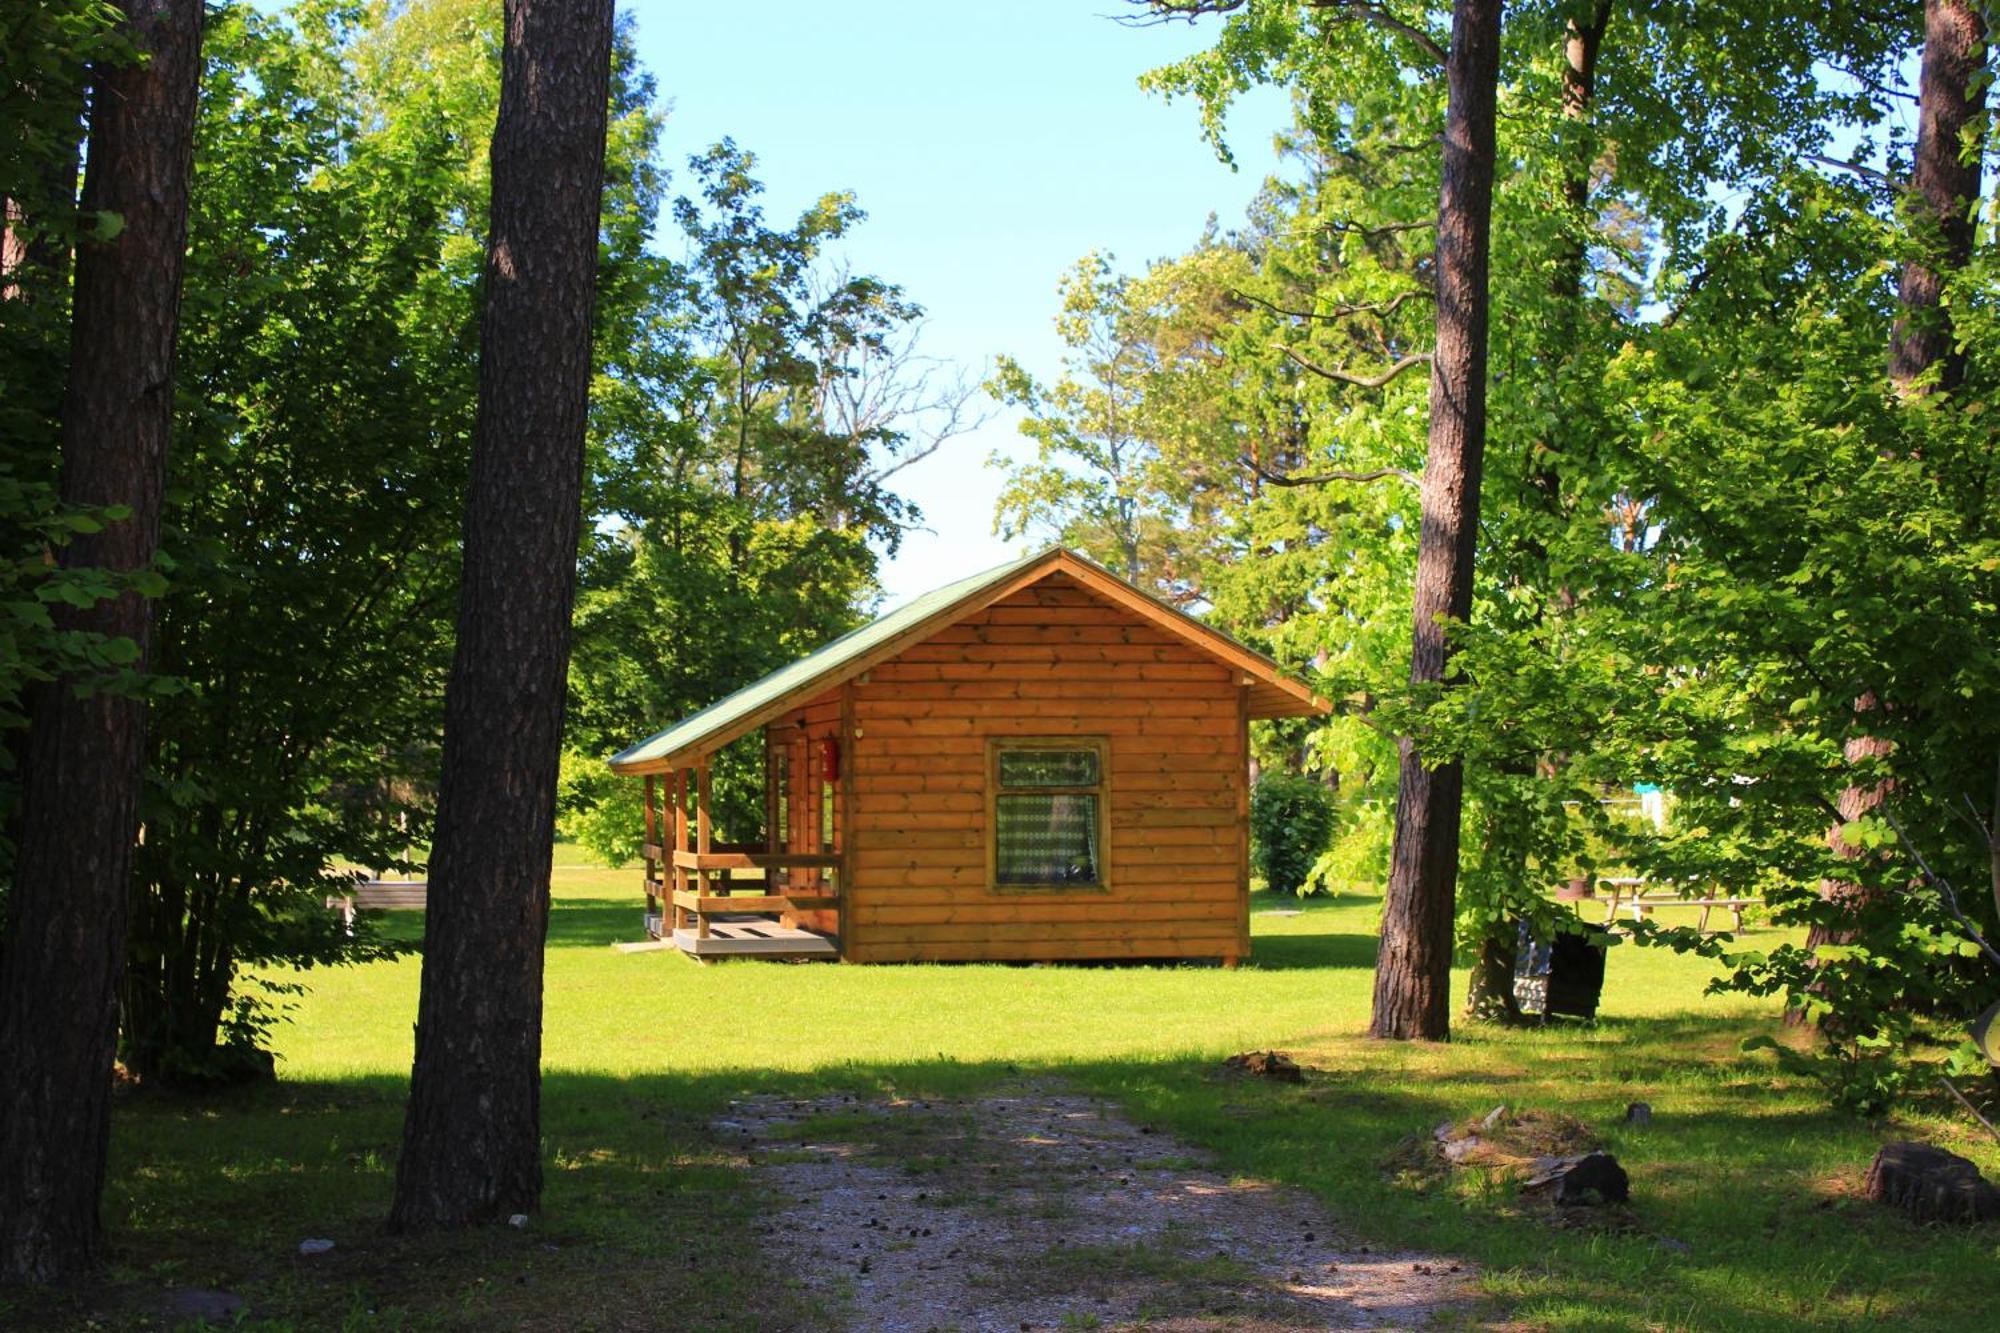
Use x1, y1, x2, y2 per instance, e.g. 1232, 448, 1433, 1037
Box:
0, 0, 203, 1285
1802, 1, 1987, 995
1888, 0, 1986, 394
1370, 0, 1504, 1042
389, 0, 613, 1232
1549, 1, 1610, 315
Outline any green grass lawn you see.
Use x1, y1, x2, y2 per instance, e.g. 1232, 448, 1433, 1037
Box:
9, 859, 1997, 1331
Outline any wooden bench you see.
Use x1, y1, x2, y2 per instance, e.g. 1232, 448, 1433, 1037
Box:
326, 879, 427, 931
1595, 877, 1755, 934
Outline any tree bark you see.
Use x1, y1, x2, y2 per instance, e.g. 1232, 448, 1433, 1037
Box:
1888, 0, 1986, 394
1801, 1, 1987, 994
1370, 0, 1505, 1042
1549, 1, 1611, 316
389, 0, 613, 1232
0, 0, 203, 1284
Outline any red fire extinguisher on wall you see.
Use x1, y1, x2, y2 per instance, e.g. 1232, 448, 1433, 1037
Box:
818, 736, 840, 782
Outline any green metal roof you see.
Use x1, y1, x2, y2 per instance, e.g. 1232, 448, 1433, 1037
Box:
607, 546, 1055, 773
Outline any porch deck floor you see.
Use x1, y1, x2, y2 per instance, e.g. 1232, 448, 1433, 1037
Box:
672, 914, 839, 958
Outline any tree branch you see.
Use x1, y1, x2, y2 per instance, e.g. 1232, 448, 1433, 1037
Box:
1879, 804, 2000, 970
1240, 454, 1420, 489
1276, 345, 1431, 388
1233, 287, 1432, 324
1305, 0, 1446, 66
1829, 63, 1918, 105
1120, 1, 1445, 68
1115, 0, 1247, 27
1803, 153, 1904, 191
1327, 217, 1436, 241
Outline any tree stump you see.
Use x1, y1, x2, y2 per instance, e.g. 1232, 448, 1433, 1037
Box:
1520, 1152, 1630, 1205
1224, 1050, 1303, 1083
1863, 1142, 2000, 1224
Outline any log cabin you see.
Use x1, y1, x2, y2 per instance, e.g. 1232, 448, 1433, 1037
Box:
607, 547, 1329, 963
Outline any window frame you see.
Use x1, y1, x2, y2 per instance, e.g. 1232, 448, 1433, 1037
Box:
985, 735, 1111, 894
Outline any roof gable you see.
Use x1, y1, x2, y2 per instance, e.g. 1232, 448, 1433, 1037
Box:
607, 547, 1329, 774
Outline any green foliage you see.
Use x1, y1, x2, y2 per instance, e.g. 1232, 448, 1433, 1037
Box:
556, 749, 643, 869
84, 0, 951, 1079
1249, 773, 1335, 897
1015, 1, 1995, 1086
0, 0, 954, 1081
1586, 162, 2000, 1103
1303, 796, 1392, 897
565, 130, 964, 849
116, 0, 506, 1080
987, 252, 1233, 599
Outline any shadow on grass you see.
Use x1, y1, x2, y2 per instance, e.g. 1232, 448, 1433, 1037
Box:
544, 891, 1384, 968
1248, 930, 1378, 970
15, 1006, 1987, 1333
357, 896, 670, 951
367, 914, 1385, 973
546, 895, 641, 949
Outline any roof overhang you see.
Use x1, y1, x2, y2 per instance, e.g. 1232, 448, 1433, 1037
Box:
607, 547, 1331, 776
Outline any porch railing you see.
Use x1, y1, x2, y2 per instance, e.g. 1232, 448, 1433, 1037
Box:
643, 842, 842, 918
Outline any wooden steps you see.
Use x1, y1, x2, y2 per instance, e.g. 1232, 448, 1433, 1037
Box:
672, 914, 839, 958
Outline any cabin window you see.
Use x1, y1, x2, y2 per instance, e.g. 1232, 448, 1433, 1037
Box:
989, 738, 1108, 890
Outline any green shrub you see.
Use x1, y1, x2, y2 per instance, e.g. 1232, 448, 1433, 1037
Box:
1304, 797, 1391, 896
556, 748, 644, 868
1250, 773, 1337, 897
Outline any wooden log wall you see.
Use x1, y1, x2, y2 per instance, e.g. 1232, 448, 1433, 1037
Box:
836, 570, 1250, 963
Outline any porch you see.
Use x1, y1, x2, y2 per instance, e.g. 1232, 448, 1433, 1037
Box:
637, 736, 845, 960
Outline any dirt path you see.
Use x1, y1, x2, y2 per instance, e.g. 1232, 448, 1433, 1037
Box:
716, 1085, 1472, 1331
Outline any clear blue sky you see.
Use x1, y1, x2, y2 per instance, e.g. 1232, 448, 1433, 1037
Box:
623, 1, 1288, 605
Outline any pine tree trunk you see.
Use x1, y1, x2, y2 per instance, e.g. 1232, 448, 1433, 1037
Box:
1802, 1, 1986, 996
1549, 1, 1610, 319
1370, 0, 1505, 1042
1888, 0, 1985, 394
0, 0, 203, 1284
389, 0, 614, 1232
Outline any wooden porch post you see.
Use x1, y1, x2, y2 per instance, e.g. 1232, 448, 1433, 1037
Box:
1227, 681, 1251, 969
838, 680, 856, 957
643, 773, 658, 934
695, 762, 713, 940
671, 768, 688, 934
764, 727, 781, 893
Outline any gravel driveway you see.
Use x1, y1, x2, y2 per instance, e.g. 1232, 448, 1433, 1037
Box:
715, 1085, 1472, 1331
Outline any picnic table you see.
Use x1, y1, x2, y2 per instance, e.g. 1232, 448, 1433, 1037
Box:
325, 878, 427, 931
1593, 877, 1755, 934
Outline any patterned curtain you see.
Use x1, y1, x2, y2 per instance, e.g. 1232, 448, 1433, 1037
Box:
995, 791, 1099, 885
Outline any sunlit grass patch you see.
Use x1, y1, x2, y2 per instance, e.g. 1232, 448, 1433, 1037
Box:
7, 863, 1990, 1330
